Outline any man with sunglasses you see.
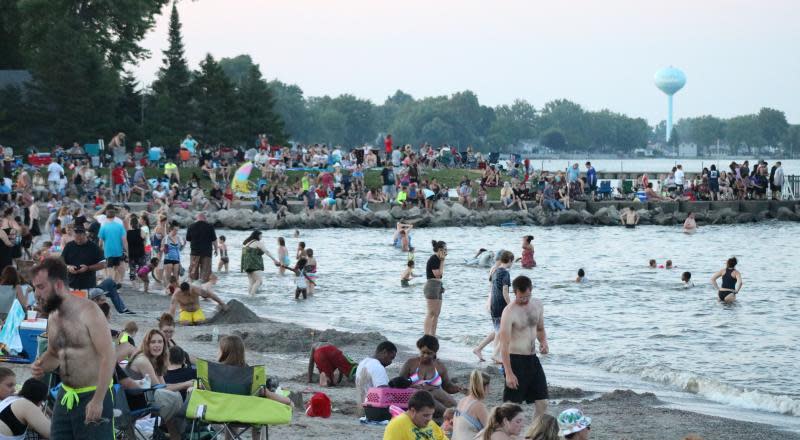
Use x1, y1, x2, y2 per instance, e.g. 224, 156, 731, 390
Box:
497, 275, 549, 420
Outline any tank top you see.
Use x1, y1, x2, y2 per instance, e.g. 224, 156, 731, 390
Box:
0, 229, 13, 270
164, 236, 182, 261
0, 396, 26, 439
721, 268, 736, 290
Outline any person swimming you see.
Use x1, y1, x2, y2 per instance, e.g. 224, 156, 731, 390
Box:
683, 212, 697, 233
575, 268, 587, 283
649, 259, 657, 269
464, 249, 495, 267
393, 222, 414, 252
681, 271, 694, 288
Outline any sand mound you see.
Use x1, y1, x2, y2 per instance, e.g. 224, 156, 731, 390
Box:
548, 386, 587, 399
206, 328, 387, 354
206, 299, 262, 325
596, 389, 661, 405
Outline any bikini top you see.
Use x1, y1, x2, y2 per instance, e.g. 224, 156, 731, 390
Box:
409, 365, 443, 388
454, 398, 484, 431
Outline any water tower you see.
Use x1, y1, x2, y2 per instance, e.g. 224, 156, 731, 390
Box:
654, 66, 686, 142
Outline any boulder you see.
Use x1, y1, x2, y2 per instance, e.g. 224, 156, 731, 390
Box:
579, 210, 595, 224
636, 209, 652, 224
775, 206, 798, 221
594, 206, 620, 225
735, 212, 756, 223
555, 210, 582, 225
653, 213, 675, 226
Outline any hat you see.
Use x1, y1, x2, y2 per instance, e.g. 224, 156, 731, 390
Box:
305, 392, 331, 418
88, 288, 106, 301
135, 163, 143, 169
558, 408, 591, 436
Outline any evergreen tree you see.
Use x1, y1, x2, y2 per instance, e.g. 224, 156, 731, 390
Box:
192, 54, 237, 144
117, 71, 143, 142
149, 2, 192, 147
236, 65, 287, 145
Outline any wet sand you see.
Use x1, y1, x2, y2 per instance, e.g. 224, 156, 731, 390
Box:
10, 287, 800, 440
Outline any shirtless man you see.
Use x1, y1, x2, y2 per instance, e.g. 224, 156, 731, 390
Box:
498, 275, 549, 419
169, 282, 227, 325
620, 207, 639, 228
31, 258, 116, 439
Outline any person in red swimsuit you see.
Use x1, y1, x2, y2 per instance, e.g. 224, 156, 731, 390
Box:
307, 343, 357, 387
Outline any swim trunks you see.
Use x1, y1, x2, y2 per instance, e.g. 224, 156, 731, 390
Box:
401, 278, 410, 287
503, 354, 548, 403
423, 279, 443, 300
625, 224, 636, 229
52, 383, 114, 439
179, 308, 206, 324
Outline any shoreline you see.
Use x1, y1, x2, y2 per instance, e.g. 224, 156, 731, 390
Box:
10, 287, 797, 440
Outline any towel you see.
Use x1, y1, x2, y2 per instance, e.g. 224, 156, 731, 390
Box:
0, 300, 25, 353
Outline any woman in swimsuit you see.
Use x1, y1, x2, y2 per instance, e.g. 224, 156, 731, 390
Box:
711, 256, 743, 303
399, 335, 462, 417
277, 237, 290, 275
516, 235, 536, 269
424, 241, 447, 336
0, 378, 50, 439
161, 225, 184, 291
217, 236, 229, 273
305, 249, 317, 295
451, 370, 490, 440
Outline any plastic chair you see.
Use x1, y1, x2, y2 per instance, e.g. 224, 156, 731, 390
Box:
186, 360, 292, 440
597, 181, 613, 199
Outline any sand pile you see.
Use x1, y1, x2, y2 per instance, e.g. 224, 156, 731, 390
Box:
596, 389, 661, 405
206, 299, 262, 325
196, 328, 386, 354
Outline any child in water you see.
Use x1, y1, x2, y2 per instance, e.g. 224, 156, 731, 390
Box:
217, 236, 229, 273
277, 237, 290, 275
576, 268, 587, 283
516, 235, 536, 268
282, 257, 316, 300
649, 259, 657, 269
401, 260, 415, 287
681, 271, 694, 288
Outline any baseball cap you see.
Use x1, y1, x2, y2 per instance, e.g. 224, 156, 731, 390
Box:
88, 288, 106, 301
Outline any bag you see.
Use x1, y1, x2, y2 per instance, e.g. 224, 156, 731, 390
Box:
305, 392, 331, 418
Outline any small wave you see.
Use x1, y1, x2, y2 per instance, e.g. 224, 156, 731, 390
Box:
601, 362, 800, 416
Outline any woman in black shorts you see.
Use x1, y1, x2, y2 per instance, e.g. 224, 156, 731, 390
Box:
424, 240, 447, 336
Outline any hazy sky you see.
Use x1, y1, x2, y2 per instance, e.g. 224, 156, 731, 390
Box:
134, 0, 800, 124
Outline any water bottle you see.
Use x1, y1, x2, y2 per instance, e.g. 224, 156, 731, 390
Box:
212, 327, 219, 343
141, 374, 151, 389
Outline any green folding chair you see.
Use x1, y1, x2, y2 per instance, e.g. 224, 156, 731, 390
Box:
186, 359, 292, 440
622, 179, 634, 194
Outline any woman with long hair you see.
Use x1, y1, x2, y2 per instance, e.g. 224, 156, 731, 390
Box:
217, 335, 291, 405
0, 266, 27, 309
0, 378, 51, 439
423, 240, 447, 336
477, 403, 525, 440
241, 231, 277, 296
451, 370, 490, 439
524, 413, 560, 440
161, 225, 185, 291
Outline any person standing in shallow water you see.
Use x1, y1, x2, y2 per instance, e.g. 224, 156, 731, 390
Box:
516, 236, 536, 269
240, 230, 278, 296
711, 257, 743, 303
424, 240, 447, 336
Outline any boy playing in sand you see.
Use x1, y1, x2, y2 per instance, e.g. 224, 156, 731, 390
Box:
307, 342, 358, 387
166, 275, 179, 296
401, 260, 415, 287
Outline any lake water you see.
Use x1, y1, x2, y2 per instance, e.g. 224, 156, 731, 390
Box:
533, 158, 800, 175
202, 223, 800, 431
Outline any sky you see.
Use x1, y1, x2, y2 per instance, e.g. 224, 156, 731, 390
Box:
133, 0, 800, 125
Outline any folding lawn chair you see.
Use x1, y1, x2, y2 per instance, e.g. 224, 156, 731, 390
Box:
597, 181, 613, 199
186, 360, 292, 440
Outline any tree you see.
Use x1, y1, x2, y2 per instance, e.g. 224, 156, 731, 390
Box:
725, 115, 762, 151
784, 125, 800, 158
149, 3, 192, 146
540, 128, 567, 151
757, 107, 788, 146
488, 99, 537, 148
675, 115, 725, 147
192, 54, 238, 144
539, 99, 589, 149
219, 54, 257, 86
235, 65, 286, 145
116, 72, 144, 142
19, 0, 168, 70
0, 85, 28, 145
269, 80, 311, 142
0, 0, 24, 69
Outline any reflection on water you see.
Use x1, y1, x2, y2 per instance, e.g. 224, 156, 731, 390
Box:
189, 223, 799, 425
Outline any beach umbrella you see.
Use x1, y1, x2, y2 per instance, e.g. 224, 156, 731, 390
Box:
232, 161, 254, 193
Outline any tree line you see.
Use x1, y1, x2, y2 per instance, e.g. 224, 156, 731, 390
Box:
1, 0, 798, 155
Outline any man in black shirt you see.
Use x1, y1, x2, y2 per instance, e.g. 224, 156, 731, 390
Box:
61, 223, 105, 290
185, 213, 217, 283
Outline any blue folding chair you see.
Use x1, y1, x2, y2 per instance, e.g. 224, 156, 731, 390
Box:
597, 181, 613, 199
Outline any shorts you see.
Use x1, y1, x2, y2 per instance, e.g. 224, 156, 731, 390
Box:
625, 224, 636, 229
189, 255, 212, 282
221, 257, 230, 264
718, 290, 736, 301
503, 354, 548, 403
52, 386, 114, 439
424, 279, 443, 300
163, 259, 180, 266
179, 308, 206, 324
114, 184, 125, 194
107, 256, 123, 267
295, 288, 308, 299
401, 278, 410, 287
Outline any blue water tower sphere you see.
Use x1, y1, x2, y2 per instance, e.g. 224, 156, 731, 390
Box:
654, 67, 686, 95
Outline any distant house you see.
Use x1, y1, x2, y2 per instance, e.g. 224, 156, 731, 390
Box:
0, 70, 32, 91
678, 142, 698, 157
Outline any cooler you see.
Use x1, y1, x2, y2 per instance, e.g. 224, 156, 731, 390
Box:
19, 319, 47, 363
